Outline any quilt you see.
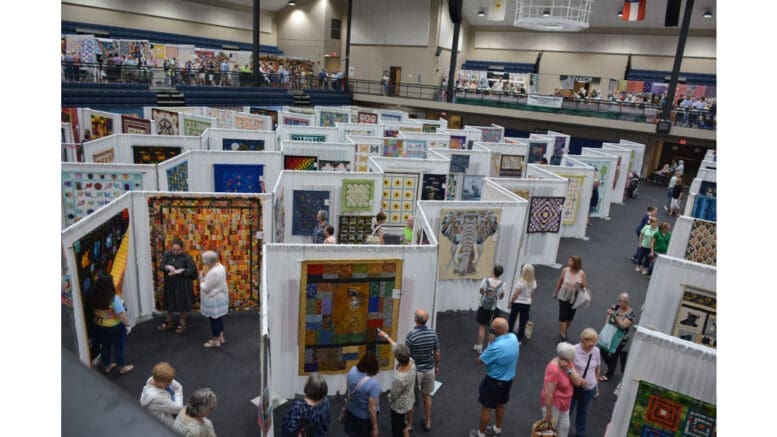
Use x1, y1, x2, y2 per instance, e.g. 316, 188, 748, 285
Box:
148, 195, 263, 311
121, 115, 152, 134
62, 171, 141, 226
90, 115, 113, 139
92, 148, 115, 163
213, 164, 265, 193
446, 174, 459, 200
285, 155, 318, 171
422, 124, 438, 133
550, 136, 566, 165
449, 154, 470, 173
151, 108, 180, 135
685, 220, 716, 266
273, 190, 285, 243
421, 174, 446, 200
341, 179, 375, 213
526, 196, 564, 234
299, 259, 402, 374
698, 181, 716, 198
527, 142, 547, 163
404, 140, 427, 159
555, 173, 585, 225
222, 138, 265, 151
337, 215, 374, 244
499, 154, 524, 177
357, 112, 378, 124
234, 113, 267, 131
671, 285, 716, 348
382, 138, 404, 158
627, 380, 716, 436
166, 161, 189, 192
354, 143, 382, 172
249, 108, 278, 127
381, 173, 418, 225
183, 117, 212, 136
573, 157, 611, 216
449, 135, 466, 150
461, 175, 484, 200
479, 128, 502, 143
132, 146, 182, 164
207, 108, 234, 129
438, 209, 500, 280
319, 160, 351, 172
691, 196, 716, 222
319, 110, 349, 128
292, 190, 330, 236
282, 115, 311, 126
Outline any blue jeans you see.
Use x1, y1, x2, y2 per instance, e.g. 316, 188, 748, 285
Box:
635, 246, 651, 268
95, 323, 126, 368
209, 317, 224, 338
569, 388, 596, 437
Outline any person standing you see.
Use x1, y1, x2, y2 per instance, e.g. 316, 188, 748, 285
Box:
647, 222, 672, 276
588, 179, 600, 226
158, 238, 198, 335
366, 212, 386, 245
344, 352, 382, 437
140, 362, 184, 428
599, 293, 636, 382
281, 373, 330, 437
540, 343, 585, 437
404, 309, 440, 433
323, 225, 336, 245
665, 172, 679, 213
669, 177, 684, 217
199, 251, 229, 348
312, 210, 328, 244
219, 58, 230, 86
635, 217, 659, 275
507, 264, 536, 343
376, 331, 417, 437
474, 265, 505, 354
174, 388, 218, 437
630, 206, 657, 263
87, 273, 134, 375
569, 329, 601, 437
399, 216, 414, 245
552, 256, 587, 342
468, 317, 519, 437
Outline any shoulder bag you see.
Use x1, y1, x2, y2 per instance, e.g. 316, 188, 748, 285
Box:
572, 286, 591, 309
597, 317, 626, 354
572, 353, 593, 399
338, 376, 369, 423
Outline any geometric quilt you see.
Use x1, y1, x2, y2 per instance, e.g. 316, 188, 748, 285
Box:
284, 155, 318, 171
555, 173, 585, 225
337, 215, 374, 244
527, 196, 565, 234
299, 259, 402, 374
166, 161, 189, 192
627, 380, 716, 437
685, 220, 716, 266
132, 146, 182, 164
381, 173, 418, 225
151, 108, 179, 135
672, 285, 716, 348
341, 179, 375, 213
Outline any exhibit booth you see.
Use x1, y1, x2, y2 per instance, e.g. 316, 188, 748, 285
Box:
278, 110, 315, 127
564, 153, 617, 219
281, 140, 356, 172
156, 150, 282, 194
617, 139, 647, 178
82, 134, 204, 164
532, 162, 595, 240
665, 217, 716, 267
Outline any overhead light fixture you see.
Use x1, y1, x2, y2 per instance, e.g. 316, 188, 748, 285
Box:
514, 1, 593, 32
703, 10, 712, 19
543, 9, 551, 17
478, 9, 486, 17
617, 10, 623, 17
288, 0, 296, 6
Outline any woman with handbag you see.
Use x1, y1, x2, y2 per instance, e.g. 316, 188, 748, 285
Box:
343, 352, 382, 436
599, 293, 636, 382
552, 256, 588, 343
281, 373, 330, 437
569, 329, 601, 437
539, 342, 585, 437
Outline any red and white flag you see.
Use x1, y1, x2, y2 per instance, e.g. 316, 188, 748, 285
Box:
622, 0, 646, 21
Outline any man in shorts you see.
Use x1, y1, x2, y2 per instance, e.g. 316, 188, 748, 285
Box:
469, 317, 519, 437
405, 308, 440, 432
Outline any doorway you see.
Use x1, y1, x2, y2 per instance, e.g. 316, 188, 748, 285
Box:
389, 66, 401, 96
656, 142, 712, 183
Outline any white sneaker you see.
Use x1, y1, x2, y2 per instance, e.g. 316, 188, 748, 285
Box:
473, 344, 482, 353
635, 266, 641, 272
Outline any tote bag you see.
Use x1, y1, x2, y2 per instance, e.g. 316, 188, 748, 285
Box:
597, 322, 625, 354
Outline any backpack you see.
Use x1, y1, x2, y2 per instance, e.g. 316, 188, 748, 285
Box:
480, 279, 504, 311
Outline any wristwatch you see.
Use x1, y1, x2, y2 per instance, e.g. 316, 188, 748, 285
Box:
566, 368, 572, 375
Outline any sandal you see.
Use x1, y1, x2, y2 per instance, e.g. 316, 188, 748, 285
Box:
158, 320, 174, 331
119, 364, 134, 375
599, 375, 609, 382
203, 339, 221, 348
104, 363, 116, 374
175, 321, 188, 334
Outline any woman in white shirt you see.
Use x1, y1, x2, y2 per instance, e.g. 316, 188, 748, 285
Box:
508, 264, 537, 343
199, 251, 229, 348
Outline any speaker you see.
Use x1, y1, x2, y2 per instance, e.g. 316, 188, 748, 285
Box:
665, 0, 681, 27
435, 46, 443, 57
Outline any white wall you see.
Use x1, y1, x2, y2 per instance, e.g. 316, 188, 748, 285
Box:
351, 0, 430, 46
277, 0, 328, 63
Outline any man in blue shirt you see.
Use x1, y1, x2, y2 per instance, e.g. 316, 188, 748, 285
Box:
469, 317, 519, 437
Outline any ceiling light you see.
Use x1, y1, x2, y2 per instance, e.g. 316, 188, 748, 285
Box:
478, 9, 486, 17
543, 9, 551, 17
288, 0, 296, 6
703, 11, 712, 19
617, 10, 623, 17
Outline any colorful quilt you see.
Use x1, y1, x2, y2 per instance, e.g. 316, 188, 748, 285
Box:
461, 175, 484, 200
382, 138, 404, 158
183, 117, 212, 136
628, 380, 716, 436
292, 190, 330, 236
290, 134, 326, 142
556, 173, 585, 225
319, 110, 349, 128
692, 196, 716, 222
685, 220, 716, 266
449, 154, 470, 173
381, 173, 419, 225
151, 109, 180, 135
450, 135, 466, 150
90, 115, 113, 139
573, 157, 611, 216
527, 142, 547, 163
404, 140, 427, 159
422, 124, 438, 133
338, 215, 374, 244
166, 162, 189, 192
527, 197, 564, 234
213, 164, 265, 193
357, 112, 378, 124
354, 143, 382, 172
132, 146, 181, 164
207, 108, 234, 129
282, 115, 311, 126
250, 108, 278, 127
479, 128, 502, 143
499, 154, 524, 177
299, 259, 402, 374
446, 174, 459, 200
62, 172, 141, 226
121, 115, 151, 134
284, 155, 318, 171
421, 174, 446, 200
671, 285, 716, 348
234, 113, 267, 131
438, 209, 500, 280
222, 138, 265, 151
379, 113, 402, 122
148, 195, 263, 311
319, 160, 351, 172
341, 179, 375, 213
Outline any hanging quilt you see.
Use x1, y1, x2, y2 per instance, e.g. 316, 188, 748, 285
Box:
478, 128, 502, 143
671, 285, 716, 348
151, 108, 180, 135
422, 124, 438, 133
357, 112, 378, 124
555, 173, 585, 225
404, 140, 427, 159
572, 157, 611, 217
148, 195, 263, 311
685, 220, 716, 266
550, 136, 566, 165
207, 108, 234, 129
213, 164, 265, 193
249, 108, 278, 127
90, 115, 113, 139
338, 215, 373, 244
526, 196, 564, 234
183, 117, 212, 136
381, 173, 419, 225
499, 154, 524, 177
234, 113, 267, 131
628, 380, 716, 436
421, 174, 446, 200
319, 160, 351, 172
449, 135, 466, 150
384, 129, 399, 138
490, 152, 502, 177
449, 154, 470, 173
290, 134, 327, 142
166, 162, 189, 192
446, 174, 459, 200
121, 115, 151, 134
527, 142, 547, 163
382, 138, 404, 157
341, 179, 375, 213
298, 259, 402, 374
380, 113, 402, 122
354, 143, 382, 172
438, 209, 500, 280
282, 115, 311, 126
92, 148, 115, 163
62, 172, 142, 226
132, 146, 181, 164
222, 138, 265, 151
461, 175, 484, 200
319, 110, 350, 128
691, 196, 716, 222
292, 190, 330, 236
284, 155, 318, 171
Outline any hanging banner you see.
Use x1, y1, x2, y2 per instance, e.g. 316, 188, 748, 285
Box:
527, 94, 563, 109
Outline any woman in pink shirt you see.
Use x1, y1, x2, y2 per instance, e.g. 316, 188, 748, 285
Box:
540, 342, 585, 437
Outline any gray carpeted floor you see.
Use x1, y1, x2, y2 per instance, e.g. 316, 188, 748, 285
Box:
99, 181, 678, 436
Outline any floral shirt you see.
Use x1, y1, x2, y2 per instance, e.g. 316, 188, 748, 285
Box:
281, 397, 330, 437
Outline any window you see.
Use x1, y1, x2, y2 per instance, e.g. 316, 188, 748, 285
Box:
331, 18, 341, 40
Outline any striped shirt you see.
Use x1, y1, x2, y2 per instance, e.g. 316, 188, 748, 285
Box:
405, 325, 439, 372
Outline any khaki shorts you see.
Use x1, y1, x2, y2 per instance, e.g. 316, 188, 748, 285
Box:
416, 369, 435, 395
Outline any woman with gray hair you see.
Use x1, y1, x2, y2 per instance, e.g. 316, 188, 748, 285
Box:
281, 373, 330, 436
377, 329, 417, 437
312, 210, 328, 244
174, 388, 217, 437
199, 251, 229, 349
539, 342, 586, 437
